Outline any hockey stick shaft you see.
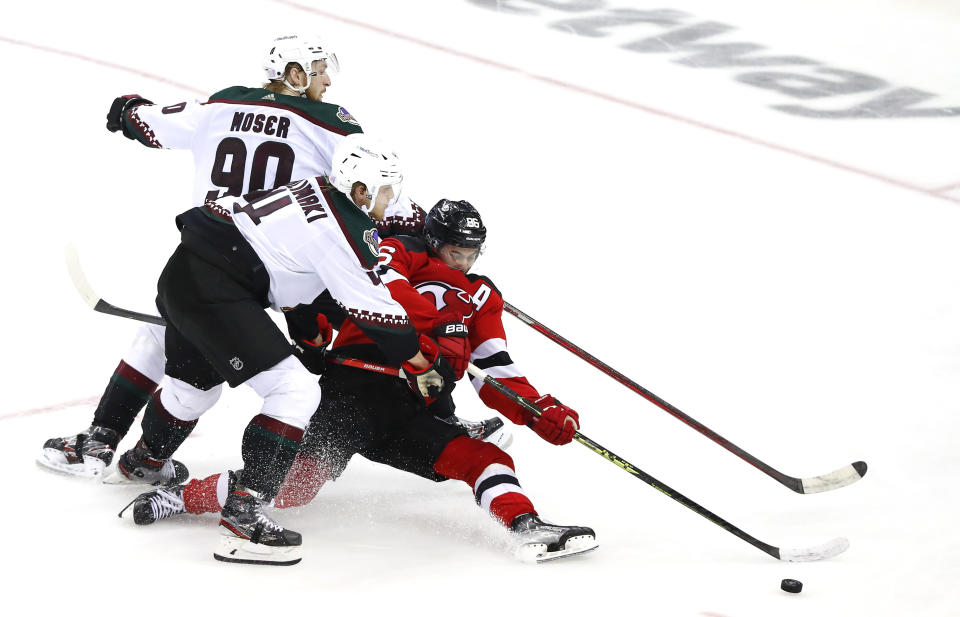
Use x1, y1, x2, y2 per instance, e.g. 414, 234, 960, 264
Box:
65, 244, 166, 326
466, 362, 847, 562
502, 301, 866, 494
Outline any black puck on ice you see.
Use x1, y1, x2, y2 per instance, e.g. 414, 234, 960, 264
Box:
781, 579, 803, 593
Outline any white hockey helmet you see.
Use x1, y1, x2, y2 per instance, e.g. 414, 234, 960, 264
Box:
329, 134, 404, 214
263, 34, 339, 95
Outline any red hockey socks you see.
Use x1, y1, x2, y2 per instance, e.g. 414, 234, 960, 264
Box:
434, 435, 536, 527
274, 455, 332, 508
183, 472, 223, 515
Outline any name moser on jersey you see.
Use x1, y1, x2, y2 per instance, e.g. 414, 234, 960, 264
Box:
41, 35, 418, 482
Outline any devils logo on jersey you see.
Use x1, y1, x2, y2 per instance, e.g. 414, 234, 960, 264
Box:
416, 281, 476, 318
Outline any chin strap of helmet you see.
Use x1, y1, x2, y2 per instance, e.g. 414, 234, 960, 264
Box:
283, 61, 313, 97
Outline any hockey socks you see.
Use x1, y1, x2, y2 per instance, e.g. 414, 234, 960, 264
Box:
240, 414, 304, 498
183, 473, 226, 515
140, 390, 198, 459
92, 360, 158, 439
434, 436, 536, 527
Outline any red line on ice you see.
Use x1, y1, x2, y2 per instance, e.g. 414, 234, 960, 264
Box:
933, 182, 960, 193
0, 396, 99, 422
272, 0, 959, 206
0, 36, 206, 95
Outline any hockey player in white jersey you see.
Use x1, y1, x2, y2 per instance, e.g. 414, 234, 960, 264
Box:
39, 35, 424, 480
116, 134, 454, 565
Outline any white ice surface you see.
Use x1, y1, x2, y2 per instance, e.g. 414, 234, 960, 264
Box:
1, 1, 958, 616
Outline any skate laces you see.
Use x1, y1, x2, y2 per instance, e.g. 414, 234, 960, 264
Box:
148, 488, 184, 520
255, 510, 282, 533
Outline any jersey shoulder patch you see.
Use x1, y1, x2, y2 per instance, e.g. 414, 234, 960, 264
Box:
320, 185, 380, 269
466, 273, 502, 297
206, 87, 363, 135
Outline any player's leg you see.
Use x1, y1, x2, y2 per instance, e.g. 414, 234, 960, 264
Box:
107, 316, 223, 485
37, 323, 166, 479
123, 366, 361, 525
432, 436, 598, 563
214, 355, 320, 565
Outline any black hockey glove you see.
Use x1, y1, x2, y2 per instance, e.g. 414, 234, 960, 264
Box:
427, 392, 456, 420
292, 340, 328, 375
402, 335, 455, 404
106, 94, 154, 138
291, 314, 333, 375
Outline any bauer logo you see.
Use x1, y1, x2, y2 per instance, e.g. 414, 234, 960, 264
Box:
337, 107, 360, 125
230, 357, 244, 371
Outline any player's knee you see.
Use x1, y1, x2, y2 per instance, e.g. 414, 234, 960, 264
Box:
434, 435, 514, 483
259, 366, 322, 429
123, 324, 167, 383
160, 378, 222, 422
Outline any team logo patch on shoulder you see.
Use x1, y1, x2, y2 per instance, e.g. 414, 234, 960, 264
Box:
337, 106, 359, 125
363, 228, 380, 257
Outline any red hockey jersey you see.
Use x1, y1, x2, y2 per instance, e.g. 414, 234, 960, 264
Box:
332, 234, 541, 425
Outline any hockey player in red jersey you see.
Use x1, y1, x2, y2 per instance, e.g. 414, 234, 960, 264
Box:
39, 34, 426, 481
126, 199, 598, 563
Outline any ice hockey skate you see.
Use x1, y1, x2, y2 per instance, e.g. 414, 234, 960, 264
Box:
511, 513, 598, 563
104, 439, 189, 486
441, 414, 513, 450
36, 426, 119, 480
119, 484, 186, 525
215, 483, 302, 566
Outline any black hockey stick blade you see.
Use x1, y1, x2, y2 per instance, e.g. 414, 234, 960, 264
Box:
502, 301, 867, 494
466, 362, 850, 562
65, 244, 167, 327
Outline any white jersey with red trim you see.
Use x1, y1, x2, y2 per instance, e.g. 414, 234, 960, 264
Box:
120, 86, 363, 206
332, 234, 542, 426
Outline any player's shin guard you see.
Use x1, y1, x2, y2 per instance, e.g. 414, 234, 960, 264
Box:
140, 391, 198, 459
434, 436, 536, 527
239, 414, 304, 498
91, 360, 158, 438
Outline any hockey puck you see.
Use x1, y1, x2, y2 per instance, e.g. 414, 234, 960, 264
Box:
781, 579, 803, 594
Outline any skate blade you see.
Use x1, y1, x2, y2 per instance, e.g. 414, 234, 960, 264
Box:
516, 534, 599, 564
35, 450, 106, 480
484, 426, 513, 450
214, 534, 302, 566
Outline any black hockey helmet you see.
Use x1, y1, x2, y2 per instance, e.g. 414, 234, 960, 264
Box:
423, 199, 486, 253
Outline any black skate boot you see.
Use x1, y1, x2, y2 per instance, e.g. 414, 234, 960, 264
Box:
440, 415, 513, 449
105, 439, 189, 486
511, 513, 598, 563
215, 482, 302, 566
119, 484, 186, 525
37, 425, 120, 479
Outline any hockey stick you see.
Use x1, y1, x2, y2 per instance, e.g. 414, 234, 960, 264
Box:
65, 244, 166, 326
466, 362, 849, 562
502, 301, 866, 495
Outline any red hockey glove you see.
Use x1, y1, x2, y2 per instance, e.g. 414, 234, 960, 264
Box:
432, 321, 470, 380
292, 314, 333, 375
529, 395, 579, 445
106, 94, 154, 138
402, 335, 456, 404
